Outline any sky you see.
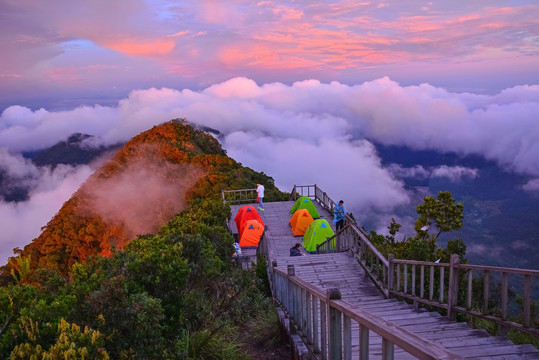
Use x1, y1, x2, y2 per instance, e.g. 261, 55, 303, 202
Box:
0, 0, 538, 264
1, 0, 539, 109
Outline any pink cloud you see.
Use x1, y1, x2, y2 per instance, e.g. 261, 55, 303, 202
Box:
1, 1, 539, 100
104, 38, 175, 56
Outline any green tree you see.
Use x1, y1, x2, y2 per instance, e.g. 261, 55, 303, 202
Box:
415, 191, 464, 241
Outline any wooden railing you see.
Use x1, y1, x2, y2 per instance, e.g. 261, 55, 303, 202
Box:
316, 225, 352, 253
293, 184, 390, 297
267, 261, 464, 360
222, 188, 257, 204
292, 183, 539, 337
389, 255, 539, 337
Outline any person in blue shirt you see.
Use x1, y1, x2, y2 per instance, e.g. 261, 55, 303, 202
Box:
333, 200, 346, 231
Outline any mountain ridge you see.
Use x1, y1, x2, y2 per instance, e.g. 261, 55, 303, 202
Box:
1, 121, 286, 280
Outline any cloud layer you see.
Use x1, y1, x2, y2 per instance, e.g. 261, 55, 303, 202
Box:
0, 76, 537, 264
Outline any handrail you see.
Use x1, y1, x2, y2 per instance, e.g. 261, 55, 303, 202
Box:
316, 224, 352, 253
236, 183, 539, 340
291, 184, 539, 337
294, 184, 391, 297
270, 264, 464, 360
222, 188, 257, 204
389, 255, 539, 337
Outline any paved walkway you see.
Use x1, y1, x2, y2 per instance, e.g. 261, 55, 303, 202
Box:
228, 201, 539, 359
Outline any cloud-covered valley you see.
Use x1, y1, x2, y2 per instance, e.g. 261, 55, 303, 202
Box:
1, 77, 538, 264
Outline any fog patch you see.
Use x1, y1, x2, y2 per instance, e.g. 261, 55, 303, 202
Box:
80, 146, 205, 239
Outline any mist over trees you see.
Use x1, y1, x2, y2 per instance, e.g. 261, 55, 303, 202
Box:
1, 122, 289, 358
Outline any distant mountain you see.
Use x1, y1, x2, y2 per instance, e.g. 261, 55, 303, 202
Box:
374, 143, 539, 269
2, 122, 285, 278
0, 170, 30, 202
0, 134, 121, 203
26, 132, 122, 167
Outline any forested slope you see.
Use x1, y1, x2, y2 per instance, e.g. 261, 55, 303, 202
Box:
2, 121, 285, 278
0, 122, 286, 358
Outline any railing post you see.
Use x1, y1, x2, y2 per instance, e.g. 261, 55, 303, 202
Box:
320, 299, 327, 360
448, 254, 460, 321
313, 296, 320, 353
271, 261, 277, 296
327, 288, 342, 360
482, 270, 490, 315
343, 314, 352, 360
523, 274, 531, 328
382, 338, 394, 360
499, 272, 509, 335
359, 324, 369, 360
287, 265, 295, 323
306, 292, 312, 344
388, 254, 394, 298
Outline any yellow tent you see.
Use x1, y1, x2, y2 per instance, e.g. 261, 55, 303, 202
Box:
289, 209, 314, 236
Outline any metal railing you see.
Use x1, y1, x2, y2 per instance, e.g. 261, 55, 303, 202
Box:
222, 188, 257, 204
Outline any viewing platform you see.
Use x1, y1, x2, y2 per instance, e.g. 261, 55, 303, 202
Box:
225, 185, 539, 359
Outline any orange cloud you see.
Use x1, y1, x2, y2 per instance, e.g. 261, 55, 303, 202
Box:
45, 68, 82, 83
105, 38, 175, 56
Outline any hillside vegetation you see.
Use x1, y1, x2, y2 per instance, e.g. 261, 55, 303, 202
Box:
1, 122, 287, 358
2, 122, 286, 279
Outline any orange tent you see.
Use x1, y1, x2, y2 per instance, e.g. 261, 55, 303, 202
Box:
234, 205, 264, 238
239, 219, 264, 247
289, 209, 314, 236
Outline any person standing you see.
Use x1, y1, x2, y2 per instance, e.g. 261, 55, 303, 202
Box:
333, 200, 346, 231
256, 183, 265, 211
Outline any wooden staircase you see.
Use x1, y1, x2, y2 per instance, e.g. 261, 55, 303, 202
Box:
226, 194, 539, 359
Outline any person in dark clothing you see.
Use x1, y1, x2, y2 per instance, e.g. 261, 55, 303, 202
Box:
290, 243, 305, 256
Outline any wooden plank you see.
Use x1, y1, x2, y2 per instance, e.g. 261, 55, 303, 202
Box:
448, 344, 539, 357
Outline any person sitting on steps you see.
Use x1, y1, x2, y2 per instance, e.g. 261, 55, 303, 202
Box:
290, 243, 306, 256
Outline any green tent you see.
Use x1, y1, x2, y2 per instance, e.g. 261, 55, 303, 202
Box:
290, 196, 320, 218
302, 219, 335, 252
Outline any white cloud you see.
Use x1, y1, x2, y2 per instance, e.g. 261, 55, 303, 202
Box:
224, 132, 410, 217
431, 165, 479, 181
0, 77, 537, 264
0, 148, 41, 183
0, 165, 94, 265
1, 77, 538, 177
387, 164, 430, 179
522, 178, 539, 192
387, 164, 479, 182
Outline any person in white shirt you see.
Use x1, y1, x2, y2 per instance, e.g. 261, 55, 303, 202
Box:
256, 183, 265, 211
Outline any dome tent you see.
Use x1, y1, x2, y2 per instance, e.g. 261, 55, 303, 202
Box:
289, 209, 314, 236
234, 205, 264, 238
302, 219, 335, 252
289, 196, 320, 219
239, 219, 264, 247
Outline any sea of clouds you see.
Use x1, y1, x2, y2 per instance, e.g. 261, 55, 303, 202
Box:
1, 77, 538, 264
